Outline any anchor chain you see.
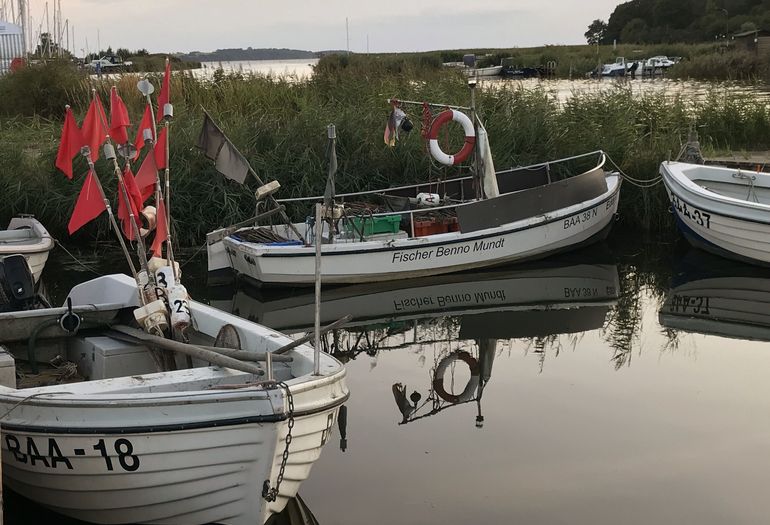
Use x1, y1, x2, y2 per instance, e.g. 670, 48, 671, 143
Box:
262, 381, 295, 502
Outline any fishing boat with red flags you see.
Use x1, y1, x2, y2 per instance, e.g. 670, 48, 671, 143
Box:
204, 82, 622, 285
0, 60, 348, 525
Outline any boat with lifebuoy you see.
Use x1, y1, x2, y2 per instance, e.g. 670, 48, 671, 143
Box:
204, 93, 622, 285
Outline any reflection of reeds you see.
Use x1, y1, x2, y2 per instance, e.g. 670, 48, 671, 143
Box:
603, 236, 680, 368
3, 57, 770, 244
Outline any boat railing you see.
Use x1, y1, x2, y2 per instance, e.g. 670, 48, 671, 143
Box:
276, 150, 607, 204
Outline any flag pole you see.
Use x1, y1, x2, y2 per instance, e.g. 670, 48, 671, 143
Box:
199, 108, 303, 242
106, 143, 151, 272
79, 147, 140, 285
93, 87, 150, 276
161, 103, 178, 280
136, 77, 165, 264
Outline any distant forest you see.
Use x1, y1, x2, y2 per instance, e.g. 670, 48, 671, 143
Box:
589, 0, 770, 44
176, 48, 317, 62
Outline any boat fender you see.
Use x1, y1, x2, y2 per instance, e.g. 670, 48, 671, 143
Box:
167, 284, 191, 331
148, 257, 181, 280
432, 350, 480, 404
427, 109, 476, 166
134, 299, 169, 336
154, 265, 177, 290
416, 192, 441, 206
139, 206, 157, 238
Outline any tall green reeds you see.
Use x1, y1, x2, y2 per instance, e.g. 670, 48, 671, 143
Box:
1, 57, 769, 245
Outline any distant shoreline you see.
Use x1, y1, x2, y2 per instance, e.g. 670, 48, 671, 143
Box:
176, 48, 343, 62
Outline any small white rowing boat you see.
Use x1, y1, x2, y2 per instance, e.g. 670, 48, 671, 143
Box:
0, 216, 53, 282
661, 161, 770, 265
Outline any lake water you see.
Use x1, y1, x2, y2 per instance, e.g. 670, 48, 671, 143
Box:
188, 59, 770, 104
195, 59, 319, 79
9, 232, 770, 524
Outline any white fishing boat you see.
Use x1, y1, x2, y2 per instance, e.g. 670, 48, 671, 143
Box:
16, 66, 350, 525
0, 216, 54, 282
0, 266, 348, 525
202, 91, 622, 285
661, 160, 770, 265
207, 150, 621, 284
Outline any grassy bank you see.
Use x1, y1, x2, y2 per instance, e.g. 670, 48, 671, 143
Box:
1, 57, 770, 246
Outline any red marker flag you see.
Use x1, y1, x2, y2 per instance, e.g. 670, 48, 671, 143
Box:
155, 127, 168, 170
134, 148, 158, 203
109, 86, 131, 145
67, 170, 107, 234
55, 106, 83, 180
156, 59, 171, 123
81, 96, 108, 161
133, 104, 155, 160
117, 166, 143, 240
151, 198, 168, 257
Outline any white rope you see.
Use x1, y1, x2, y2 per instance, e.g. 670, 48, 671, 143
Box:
0, 391, 73, 421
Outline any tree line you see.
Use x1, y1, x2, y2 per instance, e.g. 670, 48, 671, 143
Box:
586, 0, 770, 44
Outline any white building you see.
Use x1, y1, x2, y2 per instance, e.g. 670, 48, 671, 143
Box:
0, 20, 24, 74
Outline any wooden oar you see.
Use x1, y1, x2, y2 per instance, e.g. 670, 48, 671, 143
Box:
110, 325, 264, 375
108, 329, 294, 363
274, 315, 353, 355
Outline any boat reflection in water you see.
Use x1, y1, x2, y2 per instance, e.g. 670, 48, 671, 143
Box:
4, 489, 319, 525
659, 250, 770, 341
212, 259, 620, 427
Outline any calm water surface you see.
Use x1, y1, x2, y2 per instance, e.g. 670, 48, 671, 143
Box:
9, 237, 770, 524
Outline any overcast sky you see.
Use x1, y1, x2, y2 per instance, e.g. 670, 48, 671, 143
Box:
26, 0, 621, 54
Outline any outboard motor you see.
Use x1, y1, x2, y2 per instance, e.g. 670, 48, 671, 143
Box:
0, 254, 36, 312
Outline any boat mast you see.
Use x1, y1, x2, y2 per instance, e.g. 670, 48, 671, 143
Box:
468, 78, 483, 200
17, 0, 26, 55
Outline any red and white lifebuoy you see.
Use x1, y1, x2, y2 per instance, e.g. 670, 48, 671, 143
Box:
427, 109, 476, 166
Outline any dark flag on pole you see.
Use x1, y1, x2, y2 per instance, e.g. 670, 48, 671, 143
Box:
196, 111, 251, 184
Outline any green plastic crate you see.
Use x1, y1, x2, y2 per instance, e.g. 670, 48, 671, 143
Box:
345, 214, 402, 236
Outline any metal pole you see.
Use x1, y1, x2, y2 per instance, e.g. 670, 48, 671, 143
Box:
106, 146, 150, 273
469, 79, 483, 200
313, 202, 322, 376
387, 98, 471, 111
161, 104, 178, 279
80, 150, 139, 283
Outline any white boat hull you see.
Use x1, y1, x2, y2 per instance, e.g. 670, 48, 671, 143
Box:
217, 175, 621, 284
0, 217, 54, 282
661, 161, 770, 265
0, 274, 349, 525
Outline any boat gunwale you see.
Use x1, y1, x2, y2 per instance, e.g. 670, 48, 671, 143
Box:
0, 391, 349, 435
226, 175, 622, 258
275, 150, 609, 204
662, 161, 770, 217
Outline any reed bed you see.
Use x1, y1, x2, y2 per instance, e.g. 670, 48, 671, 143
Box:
1, 57, 770, 246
